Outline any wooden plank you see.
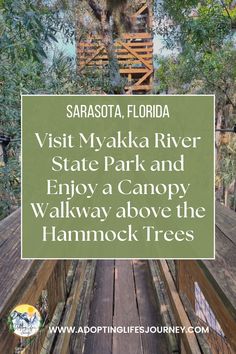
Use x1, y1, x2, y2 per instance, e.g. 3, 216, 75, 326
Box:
0, 209, 56, 353
66, 261, 77, 293
80, 60, 152, 67
215, 202, 236, 244
126, 71, 152, 94
42, 263, 78, 354
47, 261, 67, 320
149, 260, 179, 353
203, 227, 236, 314
132, 4, 148, 17
79, 53, 153, 60
78, 42, 153, 48
158, 260, 201, 354
93, 33, 152, 40
120, 68, 149, 74
21, 324, 49, 354
0, 234, 35, 318
118, 41, 153, 47
1, 261, 57, 351
177, 260, 195, 310
133, 260, 169, 354
65, 260, 72, 274
125, 85, 153, 91
79, 46, 105, 70
69, 260, 96, 354
182, 302, 218, 354
117, 41, 152, 70
122, 33, 152, 39
52, 261, 87, 354
40, 302, 65, 354
78, 47, 153, 54
20, 261, 57, 305
83, 261, 114, 354
0, 260, 57, 353
80, 58, 152, 64
201, 204, 236, 318
113, 260, 143, 354
166, 260, 177, 283
0, 208, 20, 241
178, 259, 236, 352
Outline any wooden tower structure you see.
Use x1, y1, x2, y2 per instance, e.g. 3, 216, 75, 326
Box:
77, 1, 153, 94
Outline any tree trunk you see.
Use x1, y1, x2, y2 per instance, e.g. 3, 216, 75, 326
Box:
87, 0, 125, 93
101, 11, 125, 94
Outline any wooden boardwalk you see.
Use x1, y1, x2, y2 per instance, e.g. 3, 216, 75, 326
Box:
0, 203, 236, 353
0, 209, 170, 354
83, 260, 169, 354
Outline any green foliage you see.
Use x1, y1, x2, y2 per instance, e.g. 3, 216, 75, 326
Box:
1, 0, 57, 61
155, 0, 236, 103
0, 1, 86, 218
219, 143, 236, 186
158, 1, 231, 47
154, 0, 236, 208
156, 46, 236, 98
0, 0, 54, 217
228, 5, 236, 23
217, 136, 236, 208
0, 0, 119, 218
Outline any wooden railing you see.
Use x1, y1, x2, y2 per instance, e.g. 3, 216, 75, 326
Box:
176, 203, 236, 354
0, 208, 96, 354
150, 202, 236, 354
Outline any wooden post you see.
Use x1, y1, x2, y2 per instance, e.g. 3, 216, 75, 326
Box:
46, 261, 68, 320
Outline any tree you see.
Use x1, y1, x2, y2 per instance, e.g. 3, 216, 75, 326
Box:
0, 0, 93, 218
78, 0, 139, 93
154, 0, 236, 208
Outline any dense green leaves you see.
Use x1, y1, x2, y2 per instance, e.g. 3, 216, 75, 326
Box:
0, 1, 80, 218
0, 0, 120, 218
155, 0, 235, 106
155, 0, 236, 208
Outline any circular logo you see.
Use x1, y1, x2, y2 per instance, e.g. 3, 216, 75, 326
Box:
8, 304, 42, 337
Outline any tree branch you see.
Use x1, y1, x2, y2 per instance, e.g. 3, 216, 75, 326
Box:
88, 0, 102, 21
219, 0, 233, 26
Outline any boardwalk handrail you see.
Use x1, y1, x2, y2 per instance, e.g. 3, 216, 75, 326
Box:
0, 208, 95, 354
149, 202, 236, 354
176, 202, 236, 353
0, 208, 69, 352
